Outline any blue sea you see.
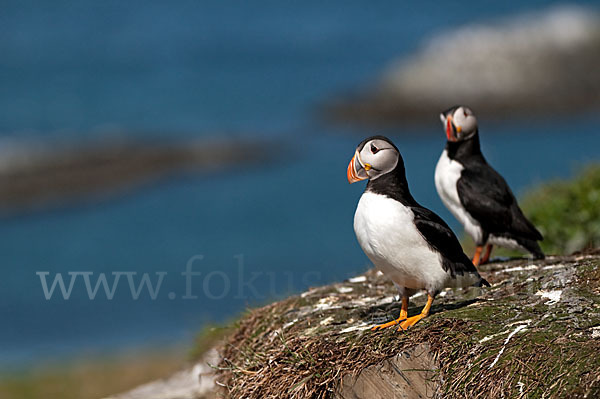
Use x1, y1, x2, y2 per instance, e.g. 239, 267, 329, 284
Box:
1, 0, 599, 369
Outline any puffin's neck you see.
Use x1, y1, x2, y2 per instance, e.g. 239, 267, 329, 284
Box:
365, 162, 418, 206
445, 131, 486, 164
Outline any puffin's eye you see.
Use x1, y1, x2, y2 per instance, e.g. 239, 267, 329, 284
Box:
370, 144, 380, 154
463, 109, 468, 117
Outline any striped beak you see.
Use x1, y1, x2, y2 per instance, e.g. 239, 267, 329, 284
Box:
445, 114, 459, 142
347, 151, 368, 184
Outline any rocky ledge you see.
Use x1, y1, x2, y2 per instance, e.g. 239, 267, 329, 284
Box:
110, 251, 600, 399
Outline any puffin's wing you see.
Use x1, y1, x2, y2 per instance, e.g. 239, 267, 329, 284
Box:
457, 166, 542, 241
411, 206, 478, 278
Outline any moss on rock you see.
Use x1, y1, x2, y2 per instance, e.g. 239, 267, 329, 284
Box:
216, 252, 600, 399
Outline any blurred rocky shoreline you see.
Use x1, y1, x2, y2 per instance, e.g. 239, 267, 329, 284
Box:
324, 6, 600, 126
0, 137, 272, 215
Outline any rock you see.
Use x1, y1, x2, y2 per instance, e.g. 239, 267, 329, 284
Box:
0, 137, 273, 216
324, 6, 600, 127
105, 349, 219, 399
109, 252, 600, 399
335, 343, 440, 399
216, 252, 600, 398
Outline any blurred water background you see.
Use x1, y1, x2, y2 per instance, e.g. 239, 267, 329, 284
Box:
1, 0, 599, 369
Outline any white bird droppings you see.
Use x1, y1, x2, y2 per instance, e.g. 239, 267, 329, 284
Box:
501, 265, 539, 273
282, 319, 298, 329
479, 329, 510, 343
542, 264, 567, 270
489, 321, 531, 368
314, 297, 341, 311
339, 323, 372, 334
348, 276, 367, 283
535, 289, 562, 305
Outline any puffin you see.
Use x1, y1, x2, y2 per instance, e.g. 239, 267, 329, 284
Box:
348, 136, 489, 331
435, 105, 544, 267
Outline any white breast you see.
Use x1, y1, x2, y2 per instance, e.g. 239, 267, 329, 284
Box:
353, 192, 452, 293
434, 150, 483, 244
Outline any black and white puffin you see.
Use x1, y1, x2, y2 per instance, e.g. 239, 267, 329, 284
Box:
435, 105, 544, 266
348, 136, 489, 331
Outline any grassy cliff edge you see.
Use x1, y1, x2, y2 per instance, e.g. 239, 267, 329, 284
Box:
215, 252, 600, 398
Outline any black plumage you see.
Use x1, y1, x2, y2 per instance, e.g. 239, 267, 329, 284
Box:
365, 136, 489, 284
445, 123, 544, 259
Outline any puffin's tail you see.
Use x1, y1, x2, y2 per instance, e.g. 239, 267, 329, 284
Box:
476, 276, 491, 287
519, 237, 545, 260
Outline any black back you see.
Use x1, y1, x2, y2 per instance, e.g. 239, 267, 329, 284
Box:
446, 133, 543, 243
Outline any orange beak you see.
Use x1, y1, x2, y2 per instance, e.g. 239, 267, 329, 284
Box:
445, 115, 460, 142
347, 153, 367, 184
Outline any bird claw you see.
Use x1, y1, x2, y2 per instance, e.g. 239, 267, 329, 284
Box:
397, 315, 424, 331
371, 318, 407, 331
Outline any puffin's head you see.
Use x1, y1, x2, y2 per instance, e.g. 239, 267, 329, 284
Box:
440, 105, 478, 142
347, 136, 400, 183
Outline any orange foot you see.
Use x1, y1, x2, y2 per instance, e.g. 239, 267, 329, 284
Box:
397, 314, 426, 330
397, 294, 434, 331
472, 245, 483, 267
481, 244, 493, 265
371, 296, 408, 331
371, 317, 407, 331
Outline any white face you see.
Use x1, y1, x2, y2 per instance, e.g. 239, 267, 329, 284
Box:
348, 138, 399, 183
440, 106, 478, 141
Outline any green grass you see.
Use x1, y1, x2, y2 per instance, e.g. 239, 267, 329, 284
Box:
520, 164, 600, 255
189, 322, 236, 361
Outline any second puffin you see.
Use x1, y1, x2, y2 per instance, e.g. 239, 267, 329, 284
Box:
435, 106, 544, 266
348, 136, 489, 331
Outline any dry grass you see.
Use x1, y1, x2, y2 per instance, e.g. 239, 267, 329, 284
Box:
216, 254, 600, 398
